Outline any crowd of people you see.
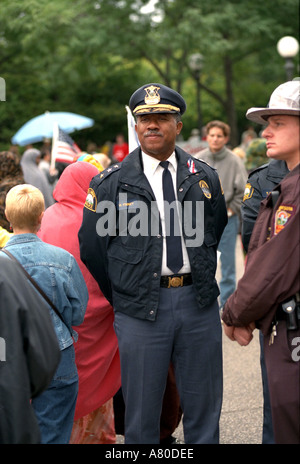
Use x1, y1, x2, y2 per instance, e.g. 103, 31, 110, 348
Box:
0, 78, 299, 445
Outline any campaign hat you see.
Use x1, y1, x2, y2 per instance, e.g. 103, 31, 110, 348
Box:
129, 83, 186, 116
246, 79, 300, 124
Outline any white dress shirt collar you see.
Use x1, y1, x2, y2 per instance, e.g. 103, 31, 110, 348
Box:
142, 151, 177, 177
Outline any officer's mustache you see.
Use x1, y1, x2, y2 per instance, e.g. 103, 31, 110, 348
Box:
144, 130, 163, 137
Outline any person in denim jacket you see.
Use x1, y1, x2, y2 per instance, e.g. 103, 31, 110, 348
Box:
4, 184, 88, 443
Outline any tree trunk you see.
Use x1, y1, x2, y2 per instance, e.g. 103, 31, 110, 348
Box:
224, 55, 239, 148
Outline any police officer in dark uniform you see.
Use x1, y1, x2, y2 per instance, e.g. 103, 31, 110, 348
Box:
242, 159, 289, 252
79, 83, 227, 444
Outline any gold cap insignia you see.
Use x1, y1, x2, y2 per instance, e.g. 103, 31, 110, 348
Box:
144, 85, 161, 105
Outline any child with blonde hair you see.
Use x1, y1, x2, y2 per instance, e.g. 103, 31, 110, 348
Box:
3, 184, 88, 444
5, 184, 44, 232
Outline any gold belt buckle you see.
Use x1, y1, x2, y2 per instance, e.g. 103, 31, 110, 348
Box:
168, 276, 183, 288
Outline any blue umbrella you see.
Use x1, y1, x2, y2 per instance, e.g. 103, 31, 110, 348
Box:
11, 111, 94, 146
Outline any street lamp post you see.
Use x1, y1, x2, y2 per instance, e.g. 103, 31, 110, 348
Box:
188, 53, 204, 132
277, 36, 299, 81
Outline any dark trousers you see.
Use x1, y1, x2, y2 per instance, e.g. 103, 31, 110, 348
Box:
113, 363, 182, 441
259, 331, 275, 443
264, 321, 300, 444
114, 286, 223, 444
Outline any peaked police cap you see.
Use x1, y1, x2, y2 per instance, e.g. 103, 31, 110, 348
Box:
129, 83, 186, 116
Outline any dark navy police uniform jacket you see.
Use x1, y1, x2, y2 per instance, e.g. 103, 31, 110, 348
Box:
241, 159, 289, 252
79, 146, 227, 321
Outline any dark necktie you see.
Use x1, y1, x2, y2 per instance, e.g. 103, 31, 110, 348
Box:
160, 161, 183, 274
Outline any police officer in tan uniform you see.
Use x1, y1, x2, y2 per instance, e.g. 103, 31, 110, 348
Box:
222, 79, 300, 444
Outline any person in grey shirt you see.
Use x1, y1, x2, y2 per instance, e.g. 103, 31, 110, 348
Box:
194, 120, 247, 309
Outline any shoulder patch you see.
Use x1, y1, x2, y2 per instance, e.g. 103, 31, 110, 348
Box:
243, 183, 254, 202
84, 164, 121, 211
84, 188, 97, 212
199, 180, 211, 199
274, 204, 295, 235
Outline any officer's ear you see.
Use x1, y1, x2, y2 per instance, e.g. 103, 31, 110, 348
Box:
176, 120, 183, 136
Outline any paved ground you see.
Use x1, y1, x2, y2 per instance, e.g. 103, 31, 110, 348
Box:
117, 237, 265, 444
219, 238, 263, 444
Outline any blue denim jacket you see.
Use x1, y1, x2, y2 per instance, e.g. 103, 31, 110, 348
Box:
4, 234, 88, 350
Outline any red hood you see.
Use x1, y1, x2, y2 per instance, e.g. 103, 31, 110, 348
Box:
53, 161, 99, 207
38, 161, 121, 420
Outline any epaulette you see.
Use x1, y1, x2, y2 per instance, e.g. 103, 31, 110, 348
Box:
83, 164, 121, 212
248, 163, 269, 178
193, 156, 217, 171
95, 163, 121, 184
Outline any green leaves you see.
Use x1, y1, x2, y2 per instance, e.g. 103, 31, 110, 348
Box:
0, 0, 299, 150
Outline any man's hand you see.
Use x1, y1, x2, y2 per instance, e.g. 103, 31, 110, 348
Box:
223, 322, 255, 346
223, 323, 235, 341
232, 326, 253, 346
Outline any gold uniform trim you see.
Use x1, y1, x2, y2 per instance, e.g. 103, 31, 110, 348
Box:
133, 104, 180, 114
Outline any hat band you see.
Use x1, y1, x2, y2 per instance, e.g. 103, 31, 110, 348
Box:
133, 103, 180, 114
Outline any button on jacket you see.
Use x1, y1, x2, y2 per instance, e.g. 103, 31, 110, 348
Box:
4, 234, 88, 349
79, 146, 227, 321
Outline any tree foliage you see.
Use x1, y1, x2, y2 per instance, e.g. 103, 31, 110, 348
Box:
0, 0, 299, 150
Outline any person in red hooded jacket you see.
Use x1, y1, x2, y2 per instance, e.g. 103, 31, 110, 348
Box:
38, 160, 121, 443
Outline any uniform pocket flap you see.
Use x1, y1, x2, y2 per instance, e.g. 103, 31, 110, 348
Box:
107, 243, 143, 264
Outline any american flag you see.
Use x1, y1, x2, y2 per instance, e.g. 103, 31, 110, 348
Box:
126, 105, 139, 152
51, 124, 81, 167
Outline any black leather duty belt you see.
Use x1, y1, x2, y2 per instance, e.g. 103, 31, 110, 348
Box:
160, 273, 193, 288
275, 293, 300, 330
